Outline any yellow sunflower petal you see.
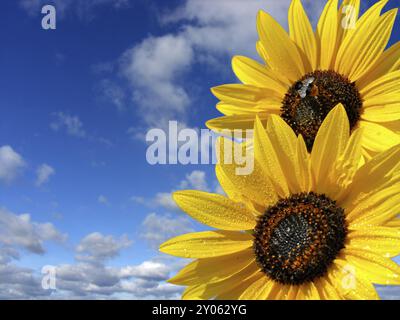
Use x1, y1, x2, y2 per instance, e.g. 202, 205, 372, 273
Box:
286, 285, 299, 300
363, 93, 400, 108
182, 286, 203, 300
256, 40, 269, 64
274, 284, 291, 300
333, 0, 361, 70
211, 84, 280, 106
357, 41, 400, 89
330, 259, 379, 300
360, 70, 400, 98
172, 190, 256, 231
231, 56, 288, 94
216, 137, 279, 210
254, 42, 292, 90
238, 276, 276, 300
266, 115, 304, 194
215, 164, 243, 202
341, 0, 387, 43
288, 0, 317, 71
311, 104, 349, 196
216, 102, 280, 116
168, 249, 254, 286
296, 135, 312, 192
216, 272, 265, 300
358, 121, 400, 153
316, 0, 339, 70
362, 105, 400, 123
254, 116, 290, 198
314, 277, 342, 300
335, 1, 394, 81
344, 249, 400, 285
347, 228, 400, 258
352, 8, 397, 80
183, 261, 260, 300
336, 0, 361, 48
385, 219, 400, 228
347, 184, 400, 226
257, 10, 305, 82
334, 128, 364, 200
296, 282, 320, 300
159, 230, 252, 259
206, 114, 268, 132
341, 143, 400, 210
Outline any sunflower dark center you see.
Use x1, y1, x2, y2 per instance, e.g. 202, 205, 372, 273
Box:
253, 192, 347, 285
281, 70, 363, 151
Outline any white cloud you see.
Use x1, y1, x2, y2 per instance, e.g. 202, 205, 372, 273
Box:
117, 276, 182, 299
140, 213, 193, 248
120, 34, 193, 129
179, 170, 209, 191
161, 0, 284, 57
117, 0, 325, 132
36, 163, 55, 187
50, 112, 112, 146
0, 256, 183, 299
162, 0, 325, 49
0, 145, 25, 183
376, 286, 400, 300
0, 264, 52, 299
45, 230, 184, 299
0, 224, 183, 299
75, 232, 132, 263
49, 257, 183, 299
153, 193, 178, 211
50, 112, 86, 138
132, 170, 210, 212
119, 261, 170, 281
0, 207, 67, 255
97, 195, 109, 205
130, 191, 178, 211
97, 79, 126, 111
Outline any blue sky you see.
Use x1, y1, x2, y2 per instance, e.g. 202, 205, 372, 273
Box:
0, 0, 399, 299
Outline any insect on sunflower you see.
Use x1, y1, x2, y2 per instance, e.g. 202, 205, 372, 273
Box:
207, 0, 400, 155
160, 105, 400, 300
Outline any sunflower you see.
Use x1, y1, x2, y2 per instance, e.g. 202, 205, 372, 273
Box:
160, 105, 400, 300
207, 0, 400, 155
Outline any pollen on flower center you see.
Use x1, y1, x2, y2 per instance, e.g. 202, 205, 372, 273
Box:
281, 70, 363, 151
253, 192, 347, 285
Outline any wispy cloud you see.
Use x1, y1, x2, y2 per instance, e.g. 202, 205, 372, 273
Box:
0, 145, 26, 184
131, 170, 211, 212
96, 79, 127, 111
50, 112, 86, 138
179, 170, 209, 192
50, 112, 112, 146
97, 195, 109, 206
140, 212, 194, 248
120, 35, 193, 130
75, 232, 132, 263
35, 163, 55, 187
0, 207, 66, 258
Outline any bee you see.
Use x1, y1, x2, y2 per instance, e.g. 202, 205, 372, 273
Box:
292, 77, 321, 130
294, 77, 318, 98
